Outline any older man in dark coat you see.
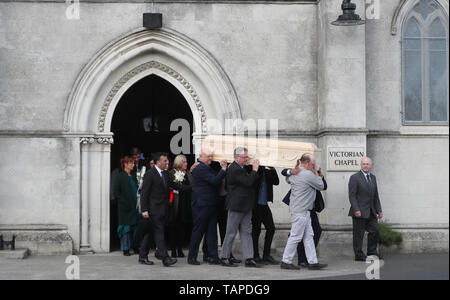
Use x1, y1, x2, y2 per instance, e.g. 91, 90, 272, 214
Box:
220, 147, 262, 268
187, 148, 228, 265
348, 157, 383, 261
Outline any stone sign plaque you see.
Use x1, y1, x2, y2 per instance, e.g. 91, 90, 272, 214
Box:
327, 147, 365, 171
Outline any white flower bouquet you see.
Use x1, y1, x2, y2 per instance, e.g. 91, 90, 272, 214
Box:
174, 170, 185, 183
136, 166, 146, 213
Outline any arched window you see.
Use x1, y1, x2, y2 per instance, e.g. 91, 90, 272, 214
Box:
402, 0, 449, 124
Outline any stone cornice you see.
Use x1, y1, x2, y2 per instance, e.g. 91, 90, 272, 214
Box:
1, 129, 448, 138
0, 224, 69, 231
0, 0, 317, 3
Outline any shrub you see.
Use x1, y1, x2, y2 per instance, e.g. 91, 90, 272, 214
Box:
379, 223, 403, 247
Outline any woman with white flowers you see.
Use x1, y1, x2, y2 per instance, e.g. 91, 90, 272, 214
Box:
167, 154, 194, 258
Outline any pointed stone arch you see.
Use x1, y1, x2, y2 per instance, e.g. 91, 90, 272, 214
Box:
391, 0, 448, 35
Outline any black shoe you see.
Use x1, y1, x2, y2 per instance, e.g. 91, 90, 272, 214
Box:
355, 256, 367, 262
245, 259, 264, 268
177, 249, 185, 258
208, 257, 221, 265
123, 250, 131, 256
171, 250, 178, 258
203, 256, 210, 263
280, 262, 300, 270
155, 252, 164, 260
188, 259, 201, 265
263, 256, 280, 265
221, 258, 238, 267
138, 258, 154, 265
308, 263, 328, 270
230, 256, 242, 264
163, 256, 177, 267
254, 256, 264, 264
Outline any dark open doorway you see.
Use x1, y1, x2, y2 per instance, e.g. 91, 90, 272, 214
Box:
110, 74, 195, 251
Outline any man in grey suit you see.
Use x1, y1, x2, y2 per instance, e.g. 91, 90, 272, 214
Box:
281, 153, 328, 270
348, 157, 383, 261
220, 147, 262, 268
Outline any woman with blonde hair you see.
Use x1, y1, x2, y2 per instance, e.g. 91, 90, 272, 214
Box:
167, 154, 194, 258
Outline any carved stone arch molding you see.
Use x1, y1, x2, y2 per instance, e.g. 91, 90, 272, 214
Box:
97, 61, 208, 133
65, 27, 241, 134
64, 28, 241, 253
391, 0, 449, 35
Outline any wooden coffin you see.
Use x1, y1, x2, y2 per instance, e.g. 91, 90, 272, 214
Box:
201, 135, 321, 169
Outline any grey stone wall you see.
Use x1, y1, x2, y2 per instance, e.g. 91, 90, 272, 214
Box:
0, 0, 318, 132
0, 0, 448, 254
0, 136, 81, 250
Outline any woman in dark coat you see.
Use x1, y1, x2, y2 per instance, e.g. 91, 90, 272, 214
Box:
113, 156, 139, 256
167, 154, 194, 258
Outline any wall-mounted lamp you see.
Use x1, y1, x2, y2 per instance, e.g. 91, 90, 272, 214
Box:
332, 0, 365, 26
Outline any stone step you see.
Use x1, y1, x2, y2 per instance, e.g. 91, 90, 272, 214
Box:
0, 249, 29, 259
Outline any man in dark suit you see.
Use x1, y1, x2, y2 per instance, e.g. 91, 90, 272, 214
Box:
348, 157, 383, 261
187, 148, 228, 265
220, 147, 262, 268
198, 161, 241, 264
138, 152, 177, 267
251, 165, 280, 265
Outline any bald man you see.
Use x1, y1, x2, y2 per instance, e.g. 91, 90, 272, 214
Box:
187, 148, 228, 265
348, 157, 383, 261
281, 153, 328, 270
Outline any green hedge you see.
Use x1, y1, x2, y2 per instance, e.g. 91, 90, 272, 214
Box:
379, 223, 403, 247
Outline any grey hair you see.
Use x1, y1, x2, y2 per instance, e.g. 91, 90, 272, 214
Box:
234, 147, 248, 158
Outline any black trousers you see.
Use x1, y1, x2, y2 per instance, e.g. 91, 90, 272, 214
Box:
189, 206, 219, 260
217, 199, 228, 245
252, 204, 276, 259
202, 197, 228, 257
352, 215, 379, 258
139, 215, 168, 259
297, 210, 322, 264
167, 218, 185, 251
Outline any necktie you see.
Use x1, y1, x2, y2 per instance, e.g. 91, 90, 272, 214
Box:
161, 170, 167, 188
366, 174, 371, 183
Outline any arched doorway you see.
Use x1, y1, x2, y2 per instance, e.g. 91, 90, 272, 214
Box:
110, 74, 195, 251
64, 28, 242, 253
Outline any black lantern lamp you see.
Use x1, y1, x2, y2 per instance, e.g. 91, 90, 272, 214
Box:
332, 0, 365, 26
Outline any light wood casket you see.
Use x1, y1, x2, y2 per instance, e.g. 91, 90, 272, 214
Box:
201, 135, 321, 168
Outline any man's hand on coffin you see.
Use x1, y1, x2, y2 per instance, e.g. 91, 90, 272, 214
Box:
220, 160, 228, 170
252, 159, 260, 171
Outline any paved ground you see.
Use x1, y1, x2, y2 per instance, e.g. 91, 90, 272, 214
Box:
0, 251, 371, 280
0, 251, 447, 280
314, 253, 449, 280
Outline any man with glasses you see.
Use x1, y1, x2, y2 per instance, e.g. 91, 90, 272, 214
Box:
220, 147, 262, 268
